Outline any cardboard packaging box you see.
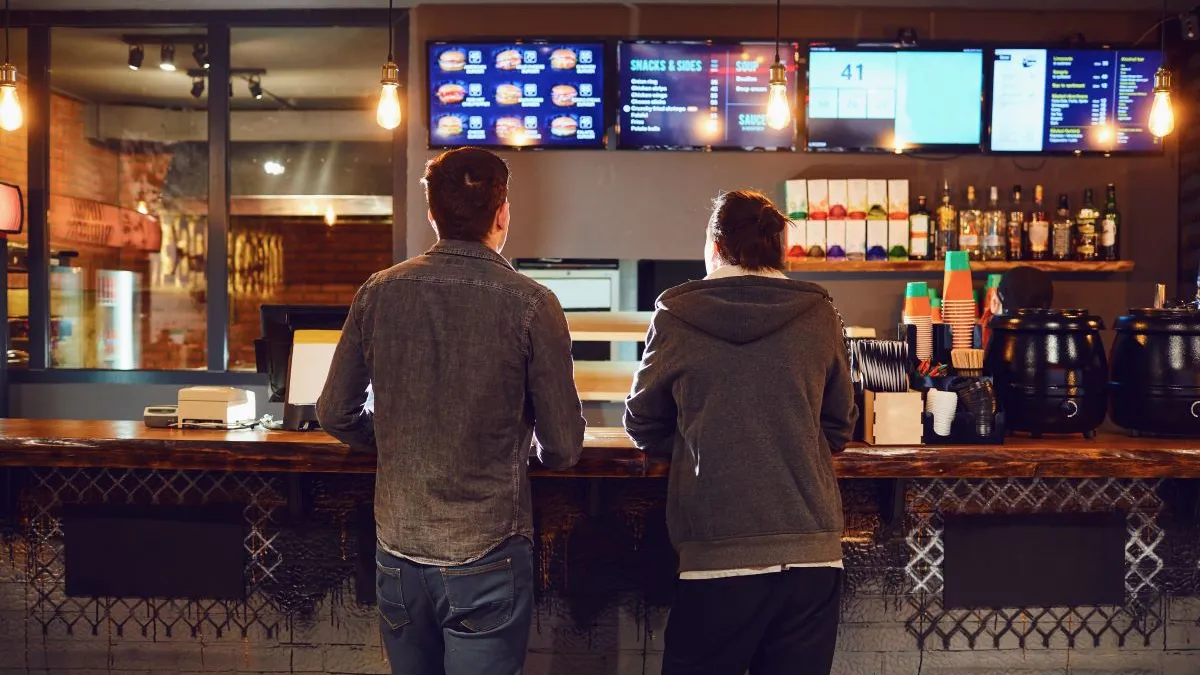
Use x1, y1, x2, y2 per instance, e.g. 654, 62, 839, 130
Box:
847, 179, 868, 220
828, 180, 848, 219
787, 219, 807, 258
784, 179, 808, 219
846, 220, 867, 260
862, 390, 924, 446
807, 179, 829, 220
826, 220, 847, 259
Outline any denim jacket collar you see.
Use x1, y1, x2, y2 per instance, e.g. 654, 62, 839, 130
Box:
428, 239, 515, 271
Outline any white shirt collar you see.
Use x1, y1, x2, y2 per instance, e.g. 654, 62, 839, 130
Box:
704, 265, 788, 281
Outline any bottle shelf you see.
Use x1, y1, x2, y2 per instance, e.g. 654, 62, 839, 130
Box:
574, 360, 639, 402
786, 260, 1134, 274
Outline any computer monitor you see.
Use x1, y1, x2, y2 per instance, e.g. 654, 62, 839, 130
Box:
254, 305, 349, 404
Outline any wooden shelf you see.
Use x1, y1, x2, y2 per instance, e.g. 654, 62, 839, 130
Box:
567, 311, 652, 342
573, 360, 638, 402
786, 260, 1134, 274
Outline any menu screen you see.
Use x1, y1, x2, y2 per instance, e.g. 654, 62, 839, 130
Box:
427, 42, 606, 149
990, 48, 1162, 153
806, 46, 984, 151
617, 41, 799, 150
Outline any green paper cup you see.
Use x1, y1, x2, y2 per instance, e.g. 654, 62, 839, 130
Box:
927, 287, 941, 301
905, 281, 929, 298
943, 250, 970, 272
986, 273, 1002, 289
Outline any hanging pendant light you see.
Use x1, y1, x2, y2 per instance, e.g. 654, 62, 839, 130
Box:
376, 0, 401, 130
765, 0, 791, 131
0, 0, 22, 132
1149, 0, 1175, 139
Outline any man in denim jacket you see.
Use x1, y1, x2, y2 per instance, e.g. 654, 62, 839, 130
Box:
318, 147, 585, 674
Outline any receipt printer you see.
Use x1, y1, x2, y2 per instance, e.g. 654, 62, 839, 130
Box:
177, 386, 257, 426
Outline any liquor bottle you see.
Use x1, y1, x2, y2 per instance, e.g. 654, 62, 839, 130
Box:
1100, 184, 1120, 261
909, 196, 933, 261
1027, 184, 1050, 261
1051, 193, 1074, 261
1007, 185, 1026, 261
982, 186, 1006, 261
935, 181, 958, 260
958, 185, 982, 260
1075, 188, 1099, 262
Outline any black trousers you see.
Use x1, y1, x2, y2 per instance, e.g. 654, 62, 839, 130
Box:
661, 567, 842, 675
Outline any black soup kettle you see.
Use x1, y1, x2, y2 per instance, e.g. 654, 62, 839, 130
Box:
1110, 308, 1200, 436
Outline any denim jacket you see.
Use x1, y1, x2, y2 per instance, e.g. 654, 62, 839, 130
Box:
316, 239, 586, 565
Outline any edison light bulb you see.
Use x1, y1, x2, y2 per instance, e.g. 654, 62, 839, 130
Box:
765, 61, 791, 131
1149, 90, 1174, 138
1149, 66, 1174, 139
376, 61, 401, 131
0, 63, 22, 132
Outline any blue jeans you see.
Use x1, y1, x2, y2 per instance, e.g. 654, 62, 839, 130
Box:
376, 537, 534, 675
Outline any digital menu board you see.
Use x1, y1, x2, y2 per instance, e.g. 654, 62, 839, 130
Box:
617, 41, 799, 150
990, 48, 1162, 153
806, 45, 985, 152
427, 41, 606, 149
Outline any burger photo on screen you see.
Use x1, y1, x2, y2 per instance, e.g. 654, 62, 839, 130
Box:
551, 84, 577, 107
436, 83, 467, 105
495, 49, 522, 71
436, 115, 464, 137
550, 49, 577, 70
495, 116, 524, 140
551, 116, 578, 137
438, 50, 466, 72
495, 84, 523, 105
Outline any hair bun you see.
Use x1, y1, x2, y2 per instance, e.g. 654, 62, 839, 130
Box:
757, 206, 786, 236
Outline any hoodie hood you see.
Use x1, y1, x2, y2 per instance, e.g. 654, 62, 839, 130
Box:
656, 276, 832, 345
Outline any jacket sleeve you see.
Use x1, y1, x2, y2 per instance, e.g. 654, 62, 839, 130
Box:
316, 288, 376, 453
820, 305, 858, 453
527, 291, 586, 470
623, 311, 677, 454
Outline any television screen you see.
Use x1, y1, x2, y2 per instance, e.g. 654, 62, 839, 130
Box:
989, 48, 1163, 153
427, 41, 606, 149
617, 41, 799, 150
806, 45, 985, 152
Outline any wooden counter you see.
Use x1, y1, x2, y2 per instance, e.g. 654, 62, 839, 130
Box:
2, 419, 1200, 478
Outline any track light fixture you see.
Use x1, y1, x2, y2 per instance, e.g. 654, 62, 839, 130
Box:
128, 44, 145, 70
190, 77, 205, 99
193, 43, 210, 70
248, 76, 264, 101
159, 43, 176, 72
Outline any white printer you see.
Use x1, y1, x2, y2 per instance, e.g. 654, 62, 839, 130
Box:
177, 386, 257, 426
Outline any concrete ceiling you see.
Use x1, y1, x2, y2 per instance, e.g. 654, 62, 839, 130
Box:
7, 0, 1197, 9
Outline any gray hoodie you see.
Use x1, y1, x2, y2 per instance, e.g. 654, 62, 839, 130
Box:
624, 274, 857, 572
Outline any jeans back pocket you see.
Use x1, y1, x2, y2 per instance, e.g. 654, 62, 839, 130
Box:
376, 561, 411, 631
440, 557, 515, 633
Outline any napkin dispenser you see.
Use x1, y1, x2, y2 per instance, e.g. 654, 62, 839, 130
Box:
178, 386, 257, 426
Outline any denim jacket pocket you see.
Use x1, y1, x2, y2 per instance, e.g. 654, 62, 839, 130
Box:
440, 557, 515, 633
375, 561, 411, 631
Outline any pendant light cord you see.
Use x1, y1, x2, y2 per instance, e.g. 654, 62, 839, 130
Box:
4, 0, 10, 65
1160, 0, 1167, 66
386, 0, 394, 62
774, 0, 781, 63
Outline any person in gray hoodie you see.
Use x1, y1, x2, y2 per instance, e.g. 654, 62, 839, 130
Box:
624, 189, 857, 675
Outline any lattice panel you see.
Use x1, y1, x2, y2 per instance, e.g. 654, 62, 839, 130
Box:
21, 468, 286, 639
903, 478, 1166, 650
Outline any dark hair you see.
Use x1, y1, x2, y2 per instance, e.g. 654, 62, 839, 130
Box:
708, 189, 787, 271
421, 147, 510, 242
997, 266, 1054, 311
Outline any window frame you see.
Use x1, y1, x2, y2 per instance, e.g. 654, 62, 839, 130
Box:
2, 9, 409, 384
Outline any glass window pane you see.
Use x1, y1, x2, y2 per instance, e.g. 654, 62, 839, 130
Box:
48, 27, 209, 369
228, 27, 393, 372
3, 28, 27, 368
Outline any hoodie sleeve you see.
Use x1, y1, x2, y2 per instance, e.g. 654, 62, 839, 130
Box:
623, 311, 678, 455
820, 303, 858, 453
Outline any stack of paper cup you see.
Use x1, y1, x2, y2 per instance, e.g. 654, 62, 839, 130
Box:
941, 251, 977, 350
926, 389, 959, 437
928, 287, 942, 324
902, 281, 933, 361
